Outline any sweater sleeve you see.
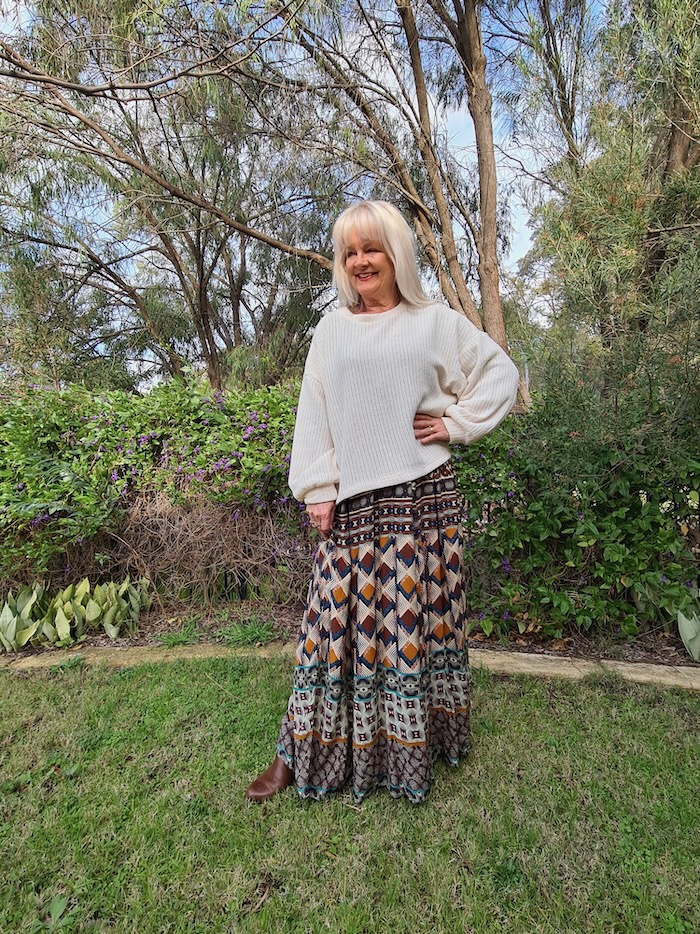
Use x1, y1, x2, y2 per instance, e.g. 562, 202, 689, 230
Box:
441, 317, 520, 445
288, 364, 339, 505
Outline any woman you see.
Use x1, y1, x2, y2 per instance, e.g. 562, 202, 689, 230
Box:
246, 200, 519, 803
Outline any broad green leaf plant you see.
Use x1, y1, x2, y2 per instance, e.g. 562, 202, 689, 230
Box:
0, 577, 151, 652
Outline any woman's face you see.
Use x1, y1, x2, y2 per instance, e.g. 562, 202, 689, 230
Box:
344, 230, 398, 306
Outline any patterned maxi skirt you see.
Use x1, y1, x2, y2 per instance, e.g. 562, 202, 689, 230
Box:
277, 462, 471, 803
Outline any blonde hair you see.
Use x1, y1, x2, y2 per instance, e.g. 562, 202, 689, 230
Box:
332, 200, 431, 309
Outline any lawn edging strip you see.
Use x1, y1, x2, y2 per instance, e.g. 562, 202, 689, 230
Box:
1, 641, 699, 692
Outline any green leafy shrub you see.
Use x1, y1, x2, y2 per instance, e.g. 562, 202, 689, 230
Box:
2, 376, 697, 641
0, 577, 151, 652
454, 375, 699, 639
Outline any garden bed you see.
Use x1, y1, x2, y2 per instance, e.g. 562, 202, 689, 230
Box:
5, 599, 698, 669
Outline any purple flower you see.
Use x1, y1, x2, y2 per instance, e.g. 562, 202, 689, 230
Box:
501, 557, 512, 574
507, 491, 514, 499
507, 447, 515, 459
16, 483, 25, 491
111, 471, 119, 481
503, 611, 511, 620
660, 575, 667, 584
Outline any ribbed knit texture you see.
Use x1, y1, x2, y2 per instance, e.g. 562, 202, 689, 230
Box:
288, 301, 520, 505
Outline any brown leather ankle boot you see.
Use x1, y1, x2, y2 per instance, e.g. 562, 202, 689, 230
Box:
246, 756, 295, 802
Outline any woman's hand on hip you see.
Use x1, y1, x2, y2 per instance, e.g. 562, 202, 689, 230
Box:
413, 412, 449, 444
306, 501, 336, 536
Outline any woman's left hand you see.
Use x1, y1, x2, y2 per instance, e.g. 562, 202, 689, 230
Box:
413, 412, 449, 444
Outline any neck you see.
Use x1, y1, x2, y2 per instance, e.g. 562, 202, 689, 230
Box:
355, 289, 401, 315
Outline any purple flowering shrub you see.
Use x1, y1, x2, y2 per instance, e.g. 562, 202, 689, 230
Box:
2, 378, 698, 630
0, 381, 301, 589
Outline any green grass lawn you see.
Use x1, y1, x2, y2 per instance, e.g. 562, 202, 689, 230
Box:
1, 658, 698, 934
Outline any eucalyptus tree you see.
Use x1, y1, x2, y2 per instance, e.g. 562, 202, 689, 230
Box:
227, 0, 525, 372
0, 237, 140, 389
0, 112, 191, 386
0, 0, 337, 388
1, 0, 533, 394
483, 0, 600, 178
519, 0, 700, 418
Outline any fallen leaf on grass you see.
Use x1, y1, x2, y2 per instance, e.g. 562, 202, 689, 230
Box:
240, 874, 276, 916
250, 882, 271, 913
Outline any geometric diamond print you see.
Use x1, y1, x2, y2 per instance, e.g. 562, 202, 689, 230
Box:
284, 461, 470, 803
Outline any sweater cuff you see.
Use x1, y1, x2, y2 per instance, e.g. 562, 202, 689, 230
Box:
303, 484, 338, 505
441, 416, 465, 445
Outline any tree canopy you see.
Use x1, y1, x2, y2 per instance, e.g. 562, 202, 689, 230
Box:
0, 0, 697, 398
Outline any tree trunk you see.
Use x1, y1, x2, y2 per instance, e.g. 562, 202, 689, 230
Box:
665, 93, 694, 176
397, 0, 483, 326
455, 0, 507, 351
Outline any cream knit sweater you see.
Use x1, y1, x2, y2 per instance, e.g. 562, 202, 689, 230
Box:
288, 301, 520, 505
